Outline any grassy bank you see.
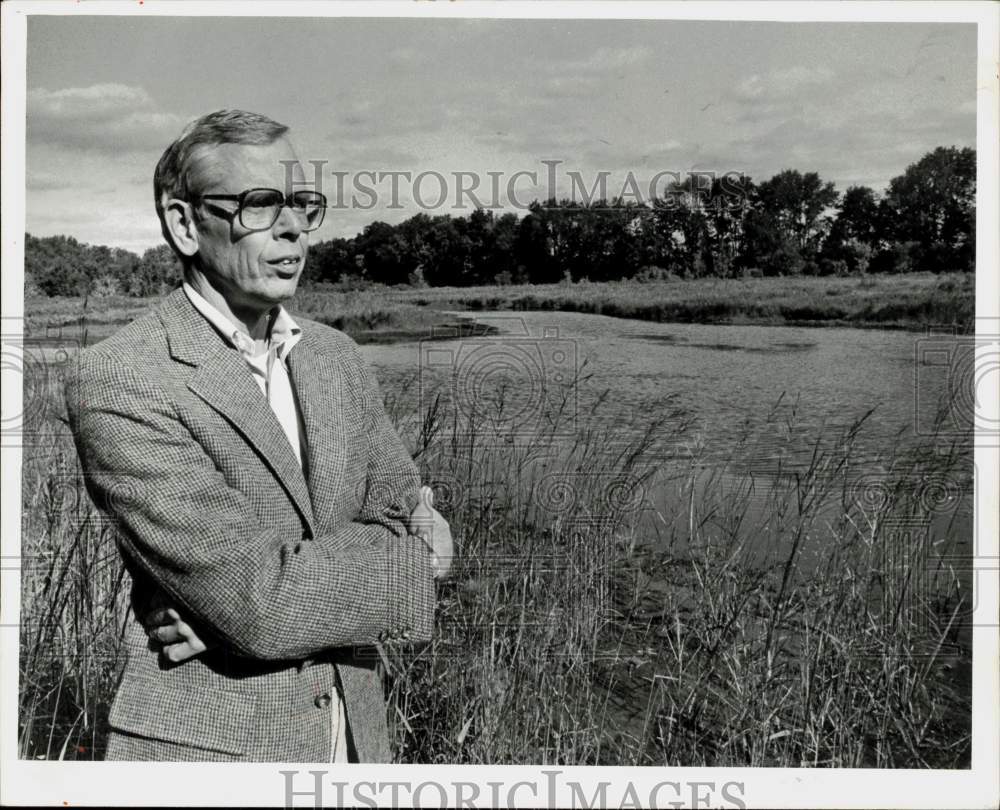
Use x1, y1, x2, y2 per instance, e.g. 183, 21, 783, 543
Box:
18, 351, 972, 765
23, 290, 458, 347
24, 272, 974, 346
393, 272, 974, 332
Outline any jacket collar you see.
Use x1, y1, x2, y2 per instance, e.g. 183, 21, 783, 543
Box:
182, 281, 303, 362
157, 287, 318, 537
160, 287, 220, 367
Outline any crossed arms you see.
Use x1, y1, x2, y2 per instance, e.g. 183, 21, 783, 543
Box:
148, 487, 449, 662
65, 348, 450, 662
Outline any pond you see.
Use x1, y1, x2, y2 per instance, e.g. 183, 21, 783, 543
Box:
362, 309, 974, 578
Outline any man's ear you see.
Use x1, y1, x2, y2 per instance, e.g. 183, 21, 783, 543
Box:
163, 199, 200, 260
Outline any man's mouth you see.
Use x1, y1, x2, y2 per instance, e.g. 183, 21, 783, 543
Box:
266, 256, 302, 273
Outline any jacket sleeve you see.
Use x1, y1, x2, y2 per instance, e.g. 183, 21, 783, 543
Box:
64, 351, 435, 661
320, 339, 423, 548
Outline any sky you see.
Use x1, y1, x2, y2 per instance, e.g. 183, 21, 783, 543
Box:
24, 15, 977, 254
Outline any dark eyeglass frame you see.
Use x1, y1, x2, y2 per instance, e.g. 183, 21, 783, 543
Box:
194, 187, 327, 232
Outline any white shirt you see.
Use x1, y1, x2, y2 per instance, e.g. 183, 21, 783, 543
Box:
182, 281, 348, 763
183, 282, 306, 467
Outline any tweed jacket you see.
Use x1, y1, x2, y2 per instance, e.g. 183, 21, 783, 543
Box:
64, 287, 435, 762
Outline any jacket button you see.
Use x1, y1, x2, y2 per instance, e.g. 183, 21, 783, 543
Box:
314, 693, 332, 709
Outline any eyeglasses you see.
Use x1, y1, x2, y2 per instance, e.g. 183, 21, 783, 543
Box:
195, 187, 327, 232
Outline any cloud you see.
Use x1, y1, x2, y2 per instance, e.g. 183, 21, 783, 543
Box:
29, 83, 151, 120
337, 145, 421, 167
386, 47, 424, 68
325, 97, 455, 142
734, 66, 836, 102
25, 170, 64, 191
715, 65, 845, 127
27, 83, 184, 153
536, 74, 605, 101
27, 191, 164, 254
318, 45, 657, 168
713, 100, 975, 192
529, 45, 654, 74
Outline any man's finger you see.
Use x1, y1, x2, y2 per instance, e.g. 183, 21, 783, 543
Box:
149, 624, 184, 644
163, 642, 198, 663
163, 635, 209, 661
143, 607, 180, 629
175, 620, 196, 643
409, 502, 435, 539
433, 513, 454, 544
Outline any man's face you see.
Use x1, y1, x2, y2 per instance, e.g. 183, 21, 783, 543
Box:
188, 137, 310, 312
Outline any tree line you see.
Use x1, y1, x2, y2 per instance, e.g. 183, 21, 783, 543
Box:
25, 146, 974, 297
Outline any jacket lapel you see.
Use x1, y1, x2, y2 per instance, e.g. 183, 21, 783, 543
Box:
159, 289, 316, 539
286, 333, 346, 523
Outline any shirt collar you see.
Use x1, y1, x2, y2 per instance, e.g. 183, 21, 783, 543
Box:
183, 281, 302, 361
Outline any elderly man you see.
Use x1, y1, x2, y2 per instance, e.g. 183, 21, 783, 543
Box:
64, 109, 452, 762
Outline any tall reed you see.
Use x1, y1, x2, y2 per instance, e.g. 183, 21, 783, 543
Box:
378, 372, 971, 767
18, 337, 971, 766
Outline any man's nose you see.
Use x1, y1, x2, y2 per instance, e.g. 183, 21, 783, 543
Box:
272, 203, 305, 239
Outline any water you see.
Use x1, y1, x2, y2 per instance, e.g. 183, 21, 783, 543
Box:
362, 309, 972, 473
363, 309, 975, 734
361, 309, 974, 574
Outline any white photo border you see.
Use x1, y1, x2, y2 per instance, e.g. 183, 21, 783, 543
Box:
1, 2, 997, 807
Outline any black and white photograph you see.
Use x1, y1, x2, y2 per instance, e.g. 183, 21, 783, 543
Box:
1, 1, 997, 807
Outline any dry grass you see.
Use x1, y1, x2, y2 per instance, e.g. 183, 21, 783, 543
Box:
376, 375, 972, 766
18, 371, 129, 760
24, 272, 975, 348
392, 272, 974, 331
17, 296, 972, 765
23, 289, 446, 347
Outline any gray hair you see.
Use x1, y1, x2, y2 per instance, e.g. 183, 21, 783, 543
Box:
153, 109, 289, 255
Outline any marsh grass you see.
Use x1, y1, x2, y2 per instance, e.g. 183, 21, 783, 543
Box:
23, 289, 448, 347
18, 370, 130, 760
394, 272, 974, 331
376, 373, 971, 767
17, 320, 972, 766
24, 272, 974, 347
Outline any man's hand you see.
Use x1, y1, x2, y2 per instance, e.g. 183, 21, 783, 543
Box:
407, 485, 455, 579
144, 607, 214, 663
